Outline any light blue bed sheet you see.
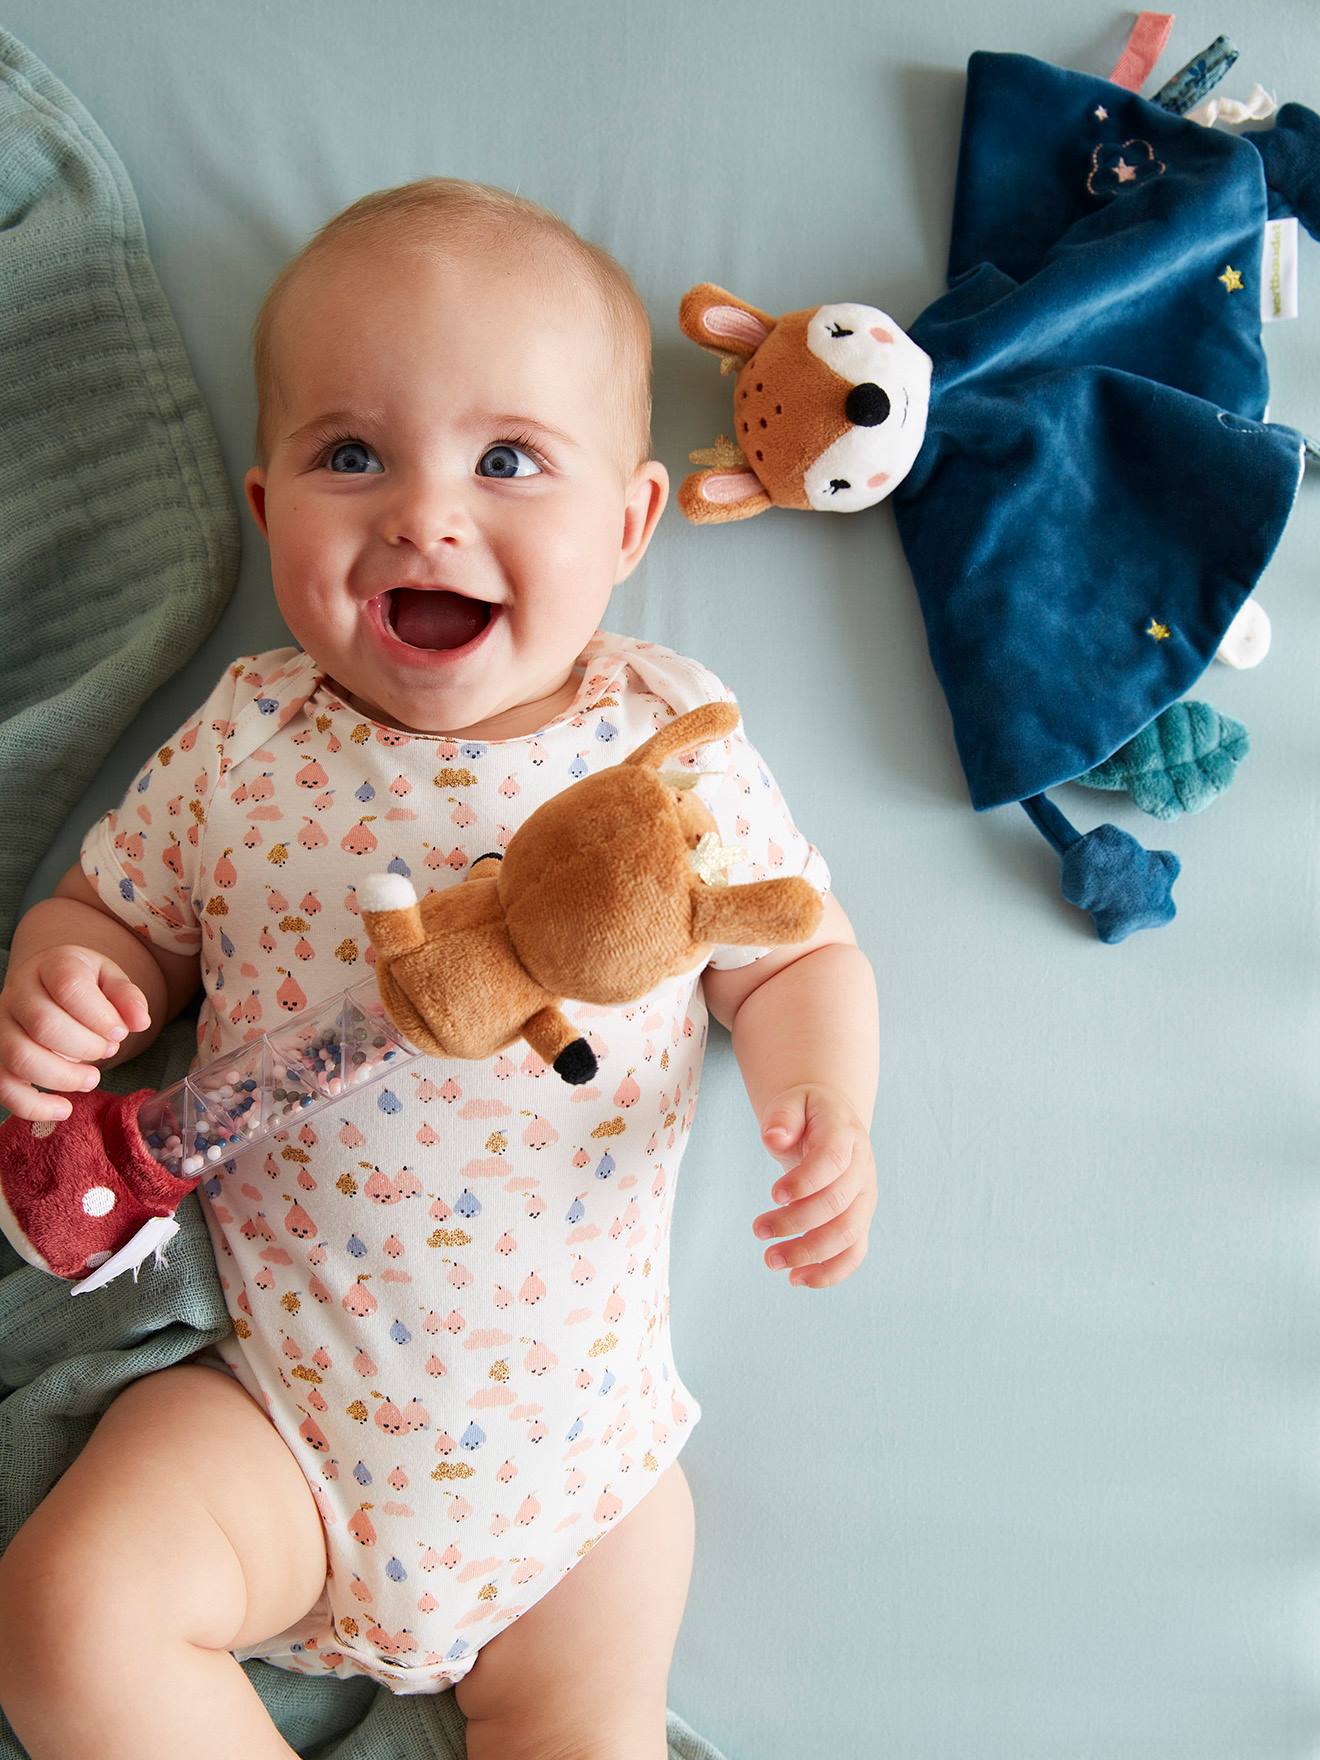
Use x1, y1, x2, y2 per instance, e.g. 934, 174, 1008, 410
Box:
10, 2, 1320, 1755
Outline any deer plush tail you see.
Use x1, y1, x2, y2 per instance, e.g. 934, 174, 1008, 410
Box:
626, 701, 739, 772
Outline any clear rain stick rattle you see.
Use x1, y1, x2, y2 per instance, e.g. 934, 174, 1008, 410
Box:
140, 979, 420, 1180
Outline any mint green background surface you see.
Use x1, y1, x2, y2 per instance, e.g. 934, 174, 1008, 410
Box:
11, 4, 1320, 1754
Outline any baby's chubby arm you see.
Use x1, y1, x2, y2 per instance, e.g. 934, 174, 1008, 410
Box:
702, 891, 879, 1290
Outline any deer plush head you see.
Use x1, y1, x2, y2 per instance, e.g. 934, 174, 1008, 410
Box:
677, 282, 932, 523
359, 702, 823, 1083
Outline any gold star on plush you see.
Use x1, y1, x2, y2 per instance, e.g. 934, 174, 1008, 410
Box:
1113, 157, 1136, 183
1219, 264, 1244, 293
1094, 104, 1108, 121
1147, 619, 1171, 642
689, 832, 747, 887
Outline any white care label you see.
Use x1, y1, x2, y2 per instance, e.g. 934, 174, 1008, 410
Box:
1260, 216, 1299, 322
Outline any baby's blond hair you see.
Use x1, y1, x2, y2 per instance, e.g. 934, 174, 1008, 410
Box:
251, 177, 653, 475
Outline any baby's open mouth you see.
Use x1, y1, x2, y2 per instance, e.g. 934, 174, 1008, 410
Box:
385, 589, 493, 651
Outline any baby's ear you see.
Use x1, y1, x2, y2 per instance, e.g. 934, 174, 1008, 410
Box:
678, 284, 775, 361
678, 463, 772, 525
243, 466, 269, 538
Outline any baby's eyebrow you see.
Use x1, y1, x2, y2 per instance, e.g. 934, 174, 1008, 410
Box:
481, 412, 580, 450
282, 407, 581, 451
284, 408, 386, 448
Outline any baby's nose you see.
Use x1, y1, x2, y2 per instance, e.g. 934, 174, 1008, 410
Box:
381, 473, 476, 550
386, 513, 472, 551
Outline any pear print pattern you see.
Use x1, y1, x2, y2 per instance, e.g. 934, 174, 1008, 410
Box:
80, 631, 829, 1694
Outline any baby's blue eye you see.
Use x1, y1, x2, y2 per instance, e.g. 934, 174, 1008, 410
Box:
478, 443, 541, 480
327, 440, 382, 474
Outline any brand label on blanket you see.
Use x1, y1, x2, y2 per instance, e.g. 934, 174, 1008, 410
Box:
1260, 218, 1299, 322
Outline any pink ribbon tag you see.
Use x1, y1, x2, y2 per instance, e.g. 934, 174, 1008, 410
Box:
1108, 11, 1174, 92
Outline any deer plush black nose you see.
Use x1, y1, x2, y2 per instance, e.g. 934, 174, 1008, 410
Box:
845, 382, 891, 426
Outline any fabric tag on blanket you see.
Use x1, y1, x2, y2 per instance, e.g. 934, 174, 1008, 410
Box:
1261, 217, 1299, 322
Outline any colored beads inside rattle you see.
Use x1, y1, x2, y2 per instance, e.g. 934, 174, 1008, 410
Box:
135, 981, 420, 1180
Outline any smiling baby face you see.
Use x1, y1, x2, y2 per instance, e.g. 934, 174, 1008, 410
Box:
244, 209, 667, 740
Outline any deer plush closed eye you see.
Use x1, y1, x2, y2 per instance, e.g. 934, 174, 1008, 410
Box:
358, 700, 821, 1082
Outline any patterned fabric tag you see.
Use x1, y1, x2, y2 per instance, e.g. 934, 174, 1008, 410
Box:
1152, 34, 1238, 115
1261, 217, 1299, 322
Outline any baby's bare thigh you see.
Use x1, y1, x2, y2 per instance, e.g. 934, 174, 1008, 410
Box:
0, 1361, 327, 1653
454, 1461, 695, 1759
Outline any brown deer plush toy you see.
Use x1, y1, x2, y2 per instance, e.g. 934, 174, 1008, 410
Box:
358, 701, 822, 1083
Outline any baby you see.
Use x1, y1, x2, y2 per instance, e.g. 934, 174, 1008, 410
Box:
0, 179, 879, 1760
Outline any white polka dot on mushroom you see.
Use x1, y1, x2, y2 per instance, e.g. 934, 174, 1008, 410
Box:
81, 1186, 116, 1217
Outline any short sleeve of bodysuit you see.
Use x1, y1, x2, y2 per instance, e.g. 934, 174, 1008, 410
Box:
616, 641, 832, 973
698, 720, 832, 971
79, 648, 318, 958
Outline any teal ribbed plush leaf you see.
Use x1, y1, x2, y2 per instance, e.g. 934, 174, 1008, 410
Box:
1074, 701, 1249, 821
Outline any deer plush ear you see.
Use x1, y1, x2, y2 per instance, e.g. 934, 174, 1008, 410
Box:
677, 457, 773, 526
678, 283, 775, 361
626, 701, 740, 772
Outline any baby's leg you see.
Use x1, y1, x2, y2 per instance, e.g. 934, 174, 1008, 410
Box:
0, 1362, 327, 1760
454, 1460, 695, 1760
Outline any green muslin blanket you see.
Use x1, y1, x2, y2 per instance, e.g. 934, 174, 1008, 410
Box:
0, 28, 725, 1760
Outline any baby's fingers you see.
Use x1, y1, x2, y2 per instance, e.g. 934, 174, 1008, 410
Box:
0, 1016, 103, 1121
785, 1240, 869, 1291
0, 1073, 72, 1123
40, 951, 146, 1045
767, 1115, 858, 1210
760, 1188, 871, 1284
7, 978, 123, 1072
754, 1168, 855, 1246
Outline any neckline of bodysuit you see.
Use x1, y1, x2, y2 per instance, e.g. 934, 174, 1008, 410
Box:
301, 632, 629, 748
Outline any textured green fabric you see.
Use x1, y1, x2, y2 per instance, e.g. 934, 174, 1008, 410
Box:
0, 23, 238, 956
0, 29, 726, 1759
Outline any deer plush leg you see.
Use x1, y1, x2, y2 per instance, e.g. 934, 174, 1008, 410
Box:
690, 875, 823, 950
523, 1006, 597, 1086
357, 874, 427, 956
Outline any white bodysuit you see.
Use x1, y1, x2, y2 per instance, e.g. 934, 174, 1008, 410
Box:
80, 629, 830, 1692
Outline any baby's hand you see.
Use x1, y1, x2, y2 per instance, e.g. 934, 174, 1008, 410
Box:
0, 946, 150, 1122
752, 1084, 877, 1289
